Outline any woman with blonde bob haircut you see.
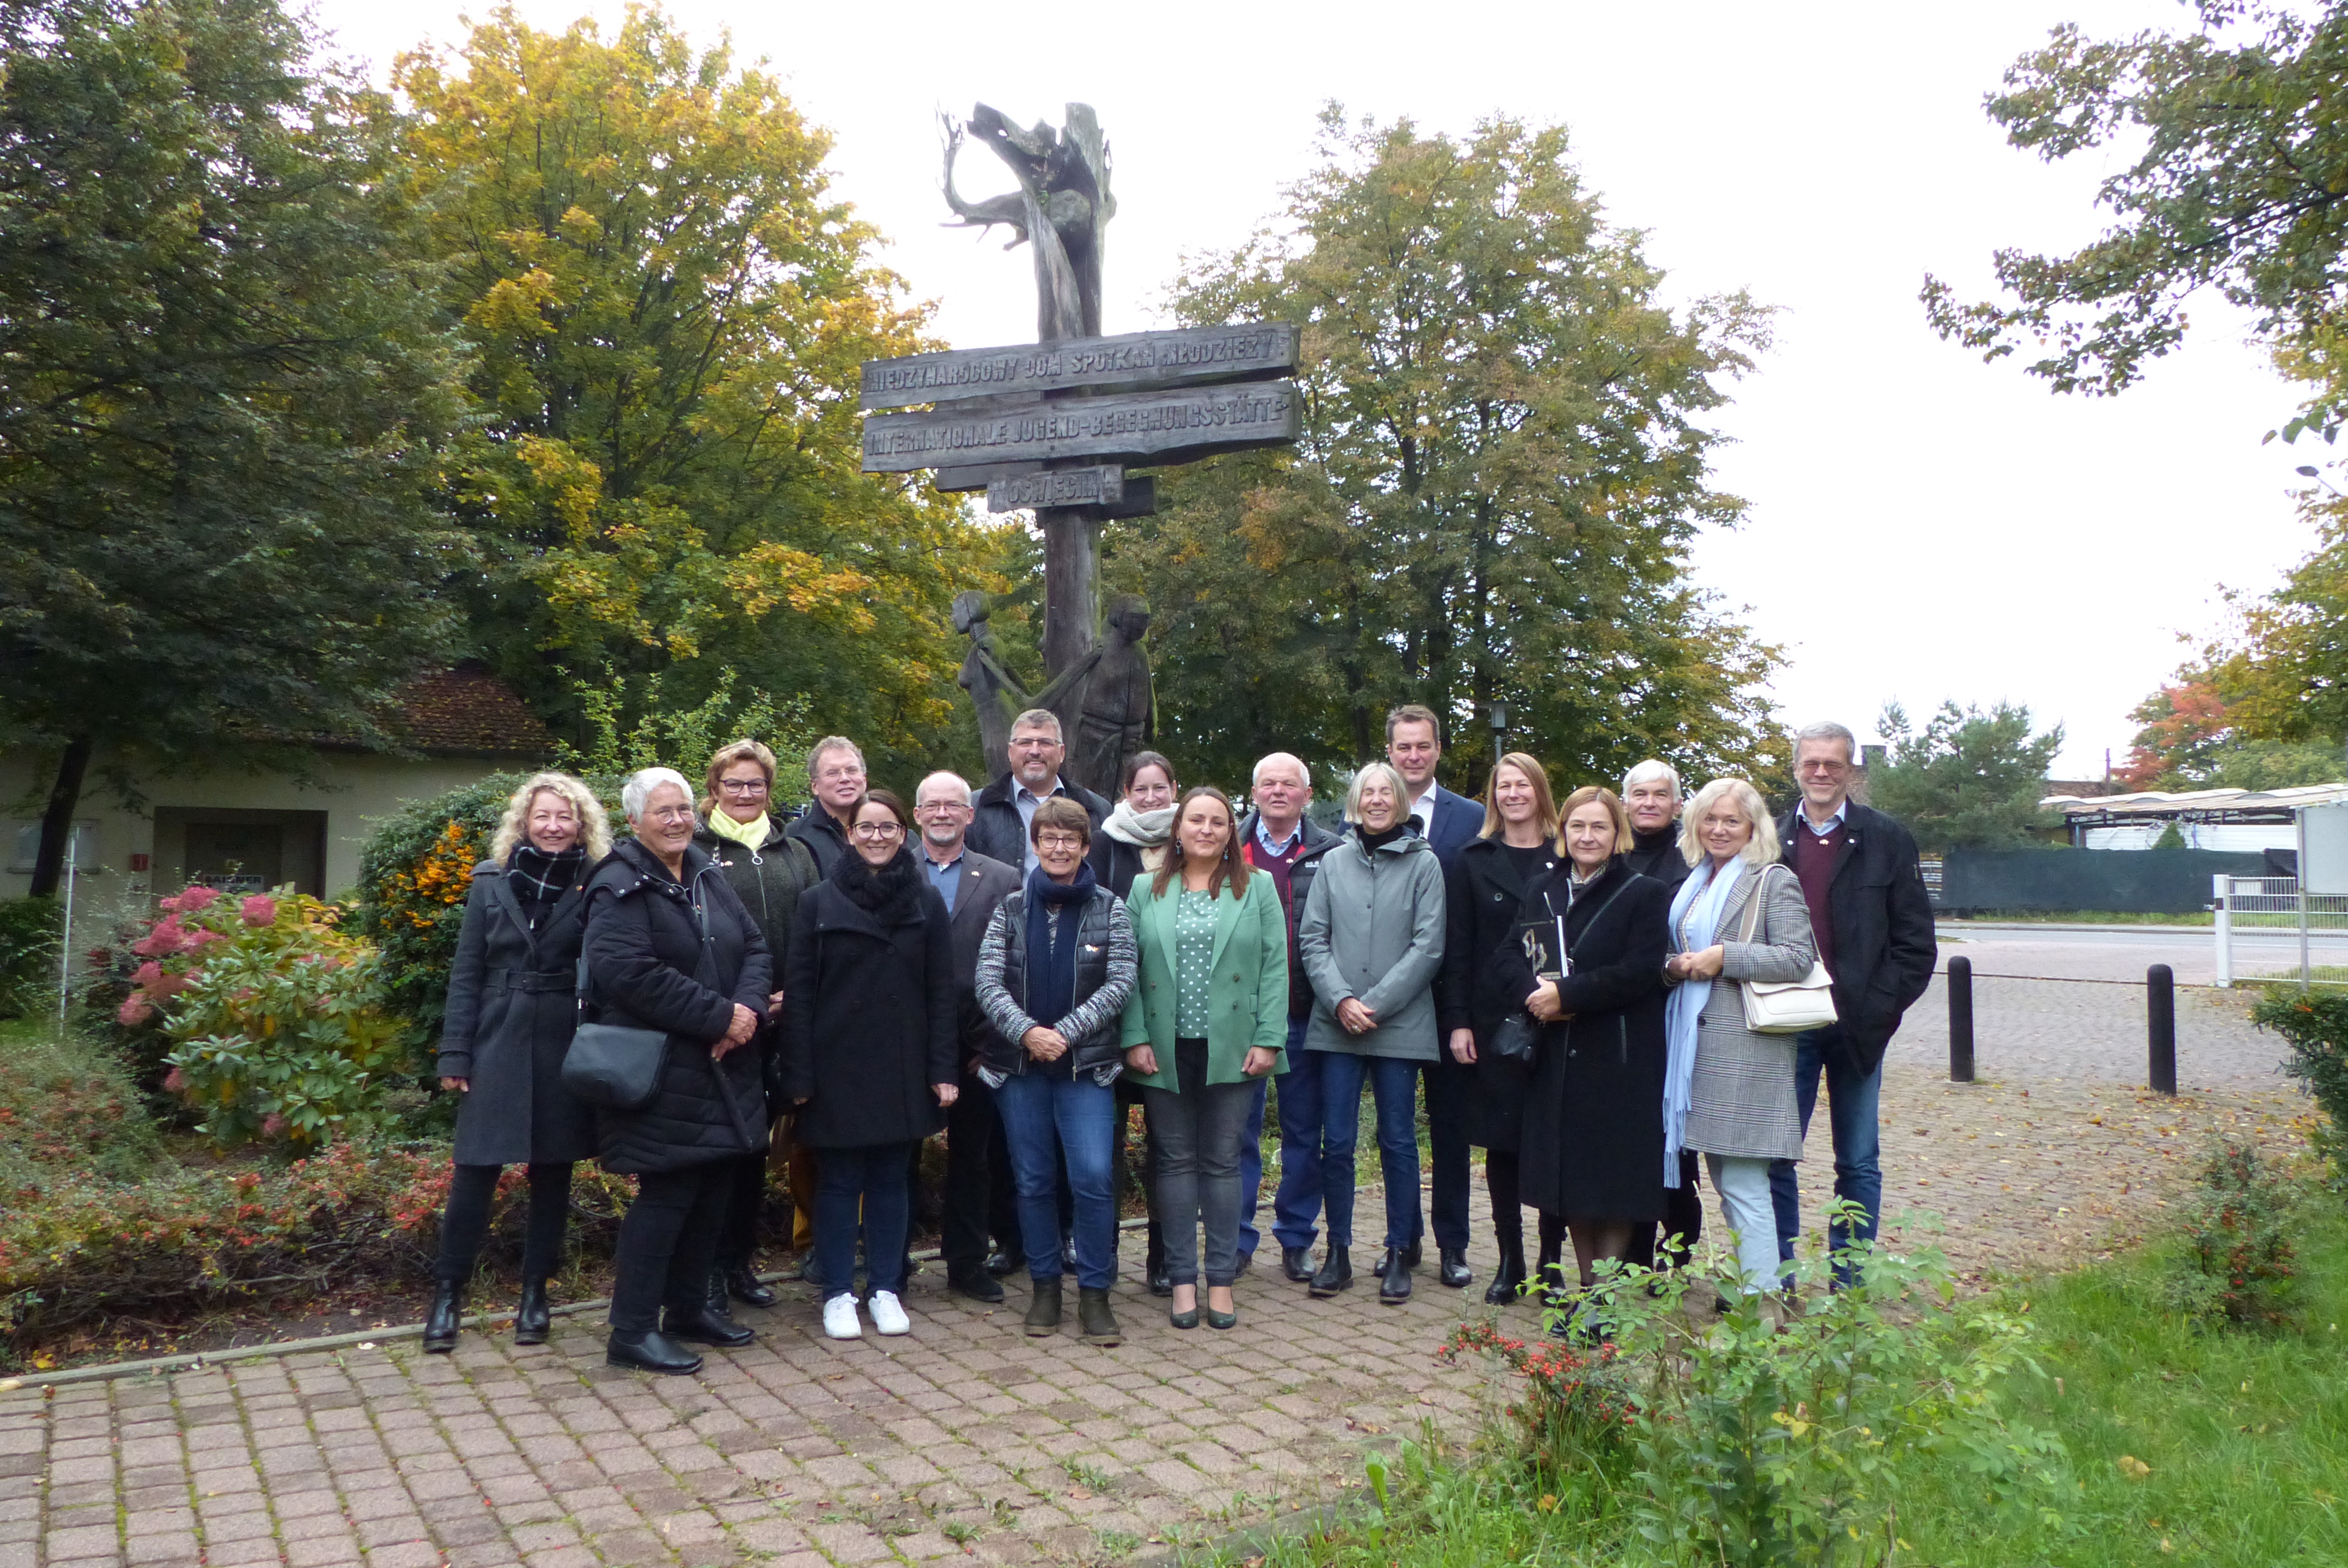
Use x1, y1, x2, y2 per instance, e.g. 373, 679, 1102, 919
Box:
426, 771, 612, 1354
1659, 776, 1816, 1299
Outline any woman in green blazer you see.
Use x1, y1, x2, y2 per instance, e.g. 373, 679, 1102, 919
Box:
1122, 786, 1289, 1329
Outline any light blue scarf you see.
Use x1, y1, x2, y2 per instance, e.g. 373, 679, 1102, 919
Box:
1661, 857, 1747, 1186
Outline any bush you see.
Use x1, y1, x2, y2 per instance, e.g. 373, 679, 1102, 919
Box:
2252, 988, 2348, 1188
1436, 1319, 1634, 1474
0, 898, 60, 1020
110, 885, 410, 1151
1584, 1205, 2068, 1568
2164, 1139, 2297, 1329
352, 772, 532, 1043
0, 1021, 162, 1189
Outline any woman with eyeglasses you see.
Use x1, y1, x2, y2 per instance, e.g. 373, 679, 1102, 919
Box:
691, 740, 822, 1316
974, 797, 1139, 1346
777, 789, 961, 1340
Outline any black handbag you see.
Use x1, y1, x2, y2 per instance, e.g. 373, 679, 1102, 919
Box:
1486, 1013, 1539, 1065
560, 952, 670, 1111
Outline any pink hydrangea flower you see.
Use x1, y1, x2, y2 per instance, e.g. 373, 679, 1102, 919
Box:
117, 994, 154, 1027
131, 916, 187, 958
261, 1114, 285, 1137
184, 927, 228, 949
176, 886, 221, 911
162, 1067, 185, 1093
133, 961, 166, 988
239, 894, 277, 927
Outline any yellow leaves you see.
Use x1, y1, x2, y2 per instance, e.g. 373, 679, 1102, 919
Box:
1536, 1495, 1559, 1513
723, 543, 874, 628
2117, 1454, 2153, 1480
467, 267, 564, 339
1773, 1408, 1814, 1441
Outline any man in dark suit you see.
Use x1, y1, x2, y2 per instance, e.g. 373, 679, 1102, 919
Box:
968, 708, 1111, 873
1386, 703, 1480, 1289
913, 770, 1025, 1303
1769, 722, 1937, 1286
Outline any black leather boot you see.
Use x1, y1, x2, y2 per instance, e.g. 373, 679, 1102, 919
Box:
422, 1281, 463, 1354
1281, 1245, 1315, 1284
1024, 1276, 1063, 1336
1438, 1247, 1472, 1288
1399, 1238, 1422, 1269
1144, 1222, 1170, 1296
1077, 1287, 1123, 1347
947, 1263, 1006, 1303
1378, 1246, 1413, 1306
606, 1329, 703, 1375
662, 1302, 755, 1348
1484, 1241, 1527, 1306
721, 1263, 778, 1309
513, 1279, 552, 1345
1308, 1245, 1352, 1298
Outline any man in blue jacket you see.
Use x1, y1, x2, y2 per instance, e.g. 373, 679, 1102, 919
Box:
1386, 704, 1481, 1289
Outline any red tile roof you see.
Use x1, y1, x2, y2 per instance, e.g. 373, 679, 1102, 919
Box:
388, 664, 557, 758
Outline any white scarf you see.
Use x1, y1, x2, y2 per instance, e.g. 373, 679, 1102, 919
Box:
1661, 856, 1746, 1186
1102, 800, 1175, 849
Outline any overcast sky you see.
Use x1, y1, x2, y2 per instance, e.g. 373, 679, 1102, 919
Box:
311, 0, 2310, 778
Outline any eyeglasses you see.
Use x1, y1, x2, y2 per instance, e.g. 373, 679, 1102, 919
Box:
646, 807, 697, 824
717, 779, 770, 795
913, 800, 970, 815
852, 822, 905, 841
815, 765, 866, 783
1035, 832, 1085, 850
1010, 736, 1059, 751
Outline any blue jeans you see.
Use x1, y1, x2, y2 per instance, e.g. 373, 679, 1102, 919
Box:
814, 1141, 913, 1299
1269, 1018, 1324, 1250
994, 1070, 1118, 1290
1237, 1076, 1269, 1258
1317, 1050, 1422, 1251
1768, 1030, 1883, 1283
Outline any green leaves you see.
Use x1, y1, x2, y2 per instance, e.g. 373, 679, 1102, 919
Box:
1871, 699, 2066, 854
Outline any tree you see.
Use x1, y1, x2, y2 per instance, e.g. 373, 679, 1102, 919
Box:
2120, 674, 2344, 788
1114, 108, 1783, 790
0, 0, 468, 895
1870, 701, 2065, 853
393, 8, 986, 780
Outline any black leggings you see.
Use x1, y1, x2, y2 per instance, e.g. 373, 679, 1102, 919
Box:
435, 1162, 574, 1283
1482, 1150, 1564, 1260
714, 1149, 767, 1270
609, 1165, 732, 1333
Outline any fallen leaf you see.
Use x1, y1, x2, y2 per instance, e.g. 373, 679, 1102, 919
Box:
2117, 1455, 2152, 1480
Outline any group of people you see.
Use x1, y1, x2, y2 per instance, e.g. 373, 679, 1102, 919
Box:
420, 703, 1937, 1375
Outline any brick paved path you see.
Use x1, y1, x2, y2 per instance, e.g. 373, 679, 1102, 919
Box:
0, 976, 2315, 1568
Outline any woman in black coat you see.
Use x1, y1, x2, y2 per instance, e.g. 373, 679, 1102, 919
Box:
1516, 786, 1671, 1309
1438, 753, 1564, 1306
584, 768, 772, 1376
777, 789, 959, 1343
425, 772, 611, 1354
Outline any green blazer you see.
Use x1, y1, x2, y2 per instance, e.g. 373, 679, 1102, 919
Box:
1119, 869, 1290, 1091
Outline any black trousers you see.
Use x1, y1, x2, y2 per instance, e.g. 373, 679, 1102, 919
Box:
1481, 1150, 1563, 1261
435, 1162, 572, 1283
608, 1164, 731, 1333
1421, 1054, 1473, 1251
714, 1148, 767, 1271
942, 1072, 1022, 1270
1627, 1151, 1705, 1270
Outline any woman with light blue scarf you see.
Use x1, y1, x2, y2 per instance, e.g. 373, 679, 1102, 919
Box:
1660, 777, 1817, 1297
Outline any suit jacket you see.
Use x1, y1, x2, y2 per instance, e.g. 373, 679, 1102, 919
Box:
1771, 799, 1937, 1076
1411, 783, 1484, 869
936, 848, 1020, 1059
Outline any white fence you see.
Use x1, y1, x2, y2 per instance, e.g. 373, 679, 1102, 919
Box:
2212, 874, 2348, 986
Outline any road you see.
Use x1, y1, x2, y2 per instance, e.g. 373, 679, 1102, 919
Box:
1935, 920, 2348, 985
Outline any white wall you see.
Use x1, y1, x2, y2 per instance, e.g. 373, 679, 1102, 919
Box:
1, 748, 521, 904
2081, 822, 2296, 853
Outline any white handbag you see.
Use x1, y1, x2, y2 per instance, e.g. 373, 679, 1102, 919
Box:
1733, 866, 1838, 1035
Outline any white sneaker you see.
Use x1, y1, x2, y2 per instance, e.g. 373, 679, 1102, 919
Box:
822, 1292, 862, 1340
868, 1290, 910, 1336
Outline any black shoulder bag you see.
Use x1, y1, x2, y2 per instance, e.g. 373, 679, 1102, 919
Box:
1486, 876, 1633, 1065
562, 887, 721, 1111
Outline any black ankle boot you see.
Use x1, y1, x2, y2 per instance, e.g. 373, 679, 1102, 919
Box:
721, 1263, 778, 1309
1309, 1245, 1352, 1298
423, 1280, 463, 1354
1485, 1242, 1527, 1305
1438, 1247, 1472, 1288
514, 1279, 551, 1345
1378, 1247, 1413, 1305
606, 1329, 702, 1375
662, 1303, 754, 1348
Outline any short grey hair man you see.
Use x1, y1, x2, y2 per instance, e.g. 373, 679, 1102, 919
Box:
1793, 721, 1857, 765
1621, 758, 1681, 798
1253, 752, 1312, 792
807, 735, 865, 776
1010, 708, 1063, 743
914, 771, 976, 809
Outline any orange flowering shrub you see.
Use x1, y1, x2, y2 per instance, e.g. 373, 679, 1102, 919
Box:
1438, 1318, 1634, 1466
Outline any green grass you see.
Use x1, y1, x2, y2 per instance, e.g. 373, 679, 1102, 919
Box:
1242, 1189, 2348, 1567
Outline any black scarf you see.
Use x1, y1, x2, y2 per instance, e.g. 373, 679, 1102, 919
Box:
1023, 861, 1098, 1029
1356, 821, 1408, 854
834, 844, 924, 918
509, 844, 585, 905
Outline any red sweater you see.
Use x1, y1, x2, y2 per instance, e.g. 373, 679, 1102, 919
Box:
1789, 822, 1842, 979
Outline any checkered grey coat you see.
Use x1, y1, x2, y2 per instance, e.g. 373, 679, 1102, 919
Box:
1674, 861, 1818, 1163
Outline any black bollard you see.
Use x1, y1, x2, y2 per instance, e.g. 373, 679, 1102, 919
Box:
1948, 957, 1974, 1083
2148, 963, 2177, 1096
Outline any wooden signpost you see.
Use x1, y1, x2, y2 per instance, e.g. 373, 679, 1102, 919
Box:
855, 101, 1303, 789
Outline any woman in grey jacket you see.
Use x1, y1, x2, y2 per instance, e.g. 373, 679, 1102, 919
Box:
1297, 761, 1446, 1305
1661, 777, 1817, 1297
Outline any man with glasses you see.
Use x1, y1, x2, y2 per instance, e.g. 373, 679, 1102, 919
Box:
969, 709, 1109, 873
913, 772, 1026, 1302
788, 736, 868, 875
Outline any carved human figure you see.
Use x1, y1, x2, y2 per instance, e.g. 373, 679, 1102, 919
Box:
953, 591, 1029, 779
941, 103, 1114, 342
1035, 594, 1153, 797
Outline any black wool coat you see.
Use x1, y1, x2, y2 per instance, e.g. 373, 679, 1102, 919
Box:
1436, 836, 1561, 1153
581, 839, 773, 1175
1770, 800, 1937, 1076
777, 850, 959, 1150
435, 858, 598, 1167
1516, 861, 1672, 1223
967, 773, 1110, 870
